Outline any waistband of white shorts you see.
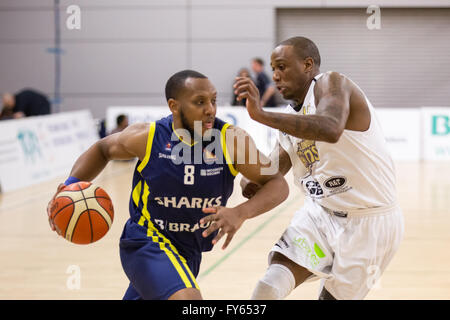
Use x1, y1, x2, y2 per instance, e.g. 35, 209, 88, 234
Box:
318, 202, 399, 218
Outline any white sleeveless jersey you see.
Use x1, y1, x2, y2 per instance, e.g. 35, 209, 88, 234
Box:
278, 73, 397, 212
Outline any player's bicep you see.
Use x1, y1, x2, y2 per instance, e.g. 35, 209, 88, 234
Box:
315, 72, 351, 132
98, 134, 135, 160
99, 123, 147, 161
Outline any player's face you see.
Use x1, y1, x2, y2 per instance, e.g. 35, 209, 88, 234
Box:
270, 45, 310, 101
178, 78, 217, 138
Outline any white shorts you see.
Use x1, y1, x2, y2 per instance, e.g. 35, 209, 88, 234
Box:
270, 198, 404, 300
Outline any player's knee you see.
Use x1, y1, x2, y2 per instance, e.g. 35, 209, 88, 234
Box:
251, 264, 295, 300
168, 287, 202, 300
251, 280, 281, 300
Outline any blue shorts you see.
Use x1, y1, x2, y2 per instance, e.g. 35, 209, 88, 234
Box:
119, 220, 201, 300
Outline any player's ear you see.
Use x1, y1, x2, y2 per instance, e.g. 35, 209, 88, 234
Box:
304, 57, 314, 73
168, 98, 180, 115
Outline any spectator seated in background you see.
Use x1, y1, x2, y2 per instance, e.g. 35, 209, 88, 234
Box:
110, 114, 129, 135
251, 57, 277, 108
0, 102, 14, 120
231, 68, 252, 106
0, 89, 51, 120
109, 114, 133, 162
98, 119, 107, 139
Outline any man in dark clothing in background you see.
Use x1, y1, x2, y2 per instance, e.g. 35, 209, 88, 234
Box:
251, 58, 277, 108
0, 89, 51, 120
110, 114, 129, 135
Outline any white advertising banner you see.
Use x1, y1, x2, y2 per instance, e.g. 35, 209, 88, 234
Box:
106, 106, 283, 156
376, 108, 421, 161
106, 106, 170, 134
422, 107, 450, 160
107, 106, 425, 161
0, 110, 99, 192
2, 105, 441, 194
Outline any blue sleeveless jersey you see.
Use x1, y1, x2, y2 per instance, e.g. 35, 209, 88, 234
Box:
123, 115, 237, 258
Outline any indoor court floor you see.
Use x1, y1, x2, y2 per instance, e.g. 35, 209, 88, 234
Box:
0, 160, 449, 300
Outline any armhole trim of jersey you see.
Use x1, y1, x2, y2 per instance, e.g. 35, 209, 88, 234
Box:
221, 123, 239, 176
137, 122, 156, 173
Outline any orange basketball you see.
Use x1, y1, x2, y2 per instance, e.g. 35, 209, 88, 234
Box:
49, 181, 114, 244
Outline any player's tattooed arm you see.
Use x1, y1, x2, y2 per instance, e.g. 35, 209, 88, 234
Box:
312, 72, 351, 141
67, 123, 148, 182
235, 72, 351, 143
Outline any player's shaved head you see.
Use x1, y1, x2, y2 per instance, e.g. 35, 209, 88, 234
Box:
165, 70, 208, 102
277, 36, 321, 67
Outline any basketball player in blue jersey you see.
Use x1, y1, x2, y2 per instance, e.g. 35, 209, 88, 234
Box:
47, 70, 289, 300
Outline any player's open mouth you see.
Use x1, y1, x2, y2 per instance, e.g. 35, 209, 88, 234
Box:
277, 86, 287, 94
204, 121, 214, 129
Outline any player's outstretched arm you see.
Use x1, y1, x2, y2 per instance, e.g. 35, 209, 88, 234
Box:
234, 72, 351, 143
67, 123, 148, 182
47, 123, 148, 230
200, 126, 289, 249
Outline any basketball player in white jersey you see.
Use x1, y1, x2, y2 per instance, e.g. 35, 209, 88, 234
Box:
234, 36, 404, 300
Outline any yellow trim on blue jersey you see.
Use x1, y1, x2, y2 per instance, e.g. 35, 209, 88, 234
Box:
172, 122, 199, 147
132, 180, 147, 226
137, 122, 156, 173
132, 180, 142, 207
137, 181, 150, 227
220, 123, 239, 176
137, 181, 199, 290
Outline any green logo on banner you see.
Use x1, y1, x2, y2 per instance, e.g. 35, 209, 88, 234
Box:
17, 129, 42, 163
432, 115, 450, 136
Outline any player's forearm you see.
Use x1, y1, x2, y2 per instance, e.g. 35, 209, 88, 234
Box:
68, 141, 110, 182
269, 145, 291, 176
254, 111, 341, 143
235, 175, 288, 220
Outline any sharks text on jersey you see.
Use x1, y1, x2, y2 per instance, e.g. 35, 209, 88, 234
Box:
153, 196, 222, 209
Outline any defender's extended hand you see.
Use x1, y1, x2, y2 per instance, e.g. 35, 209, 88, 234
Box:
233, 77, 263, 121
200, 206, 246, 250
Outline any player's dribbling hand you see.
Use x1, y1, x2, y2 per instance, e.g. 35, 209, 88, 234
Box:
47, 183, 66, 231
200, 206, 245, 250
233, 77, 263, 121
240, 176, 262, 199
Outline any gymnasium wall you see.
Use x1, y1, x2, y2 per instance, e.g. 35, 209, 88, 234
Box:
1, 0, 449, 119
